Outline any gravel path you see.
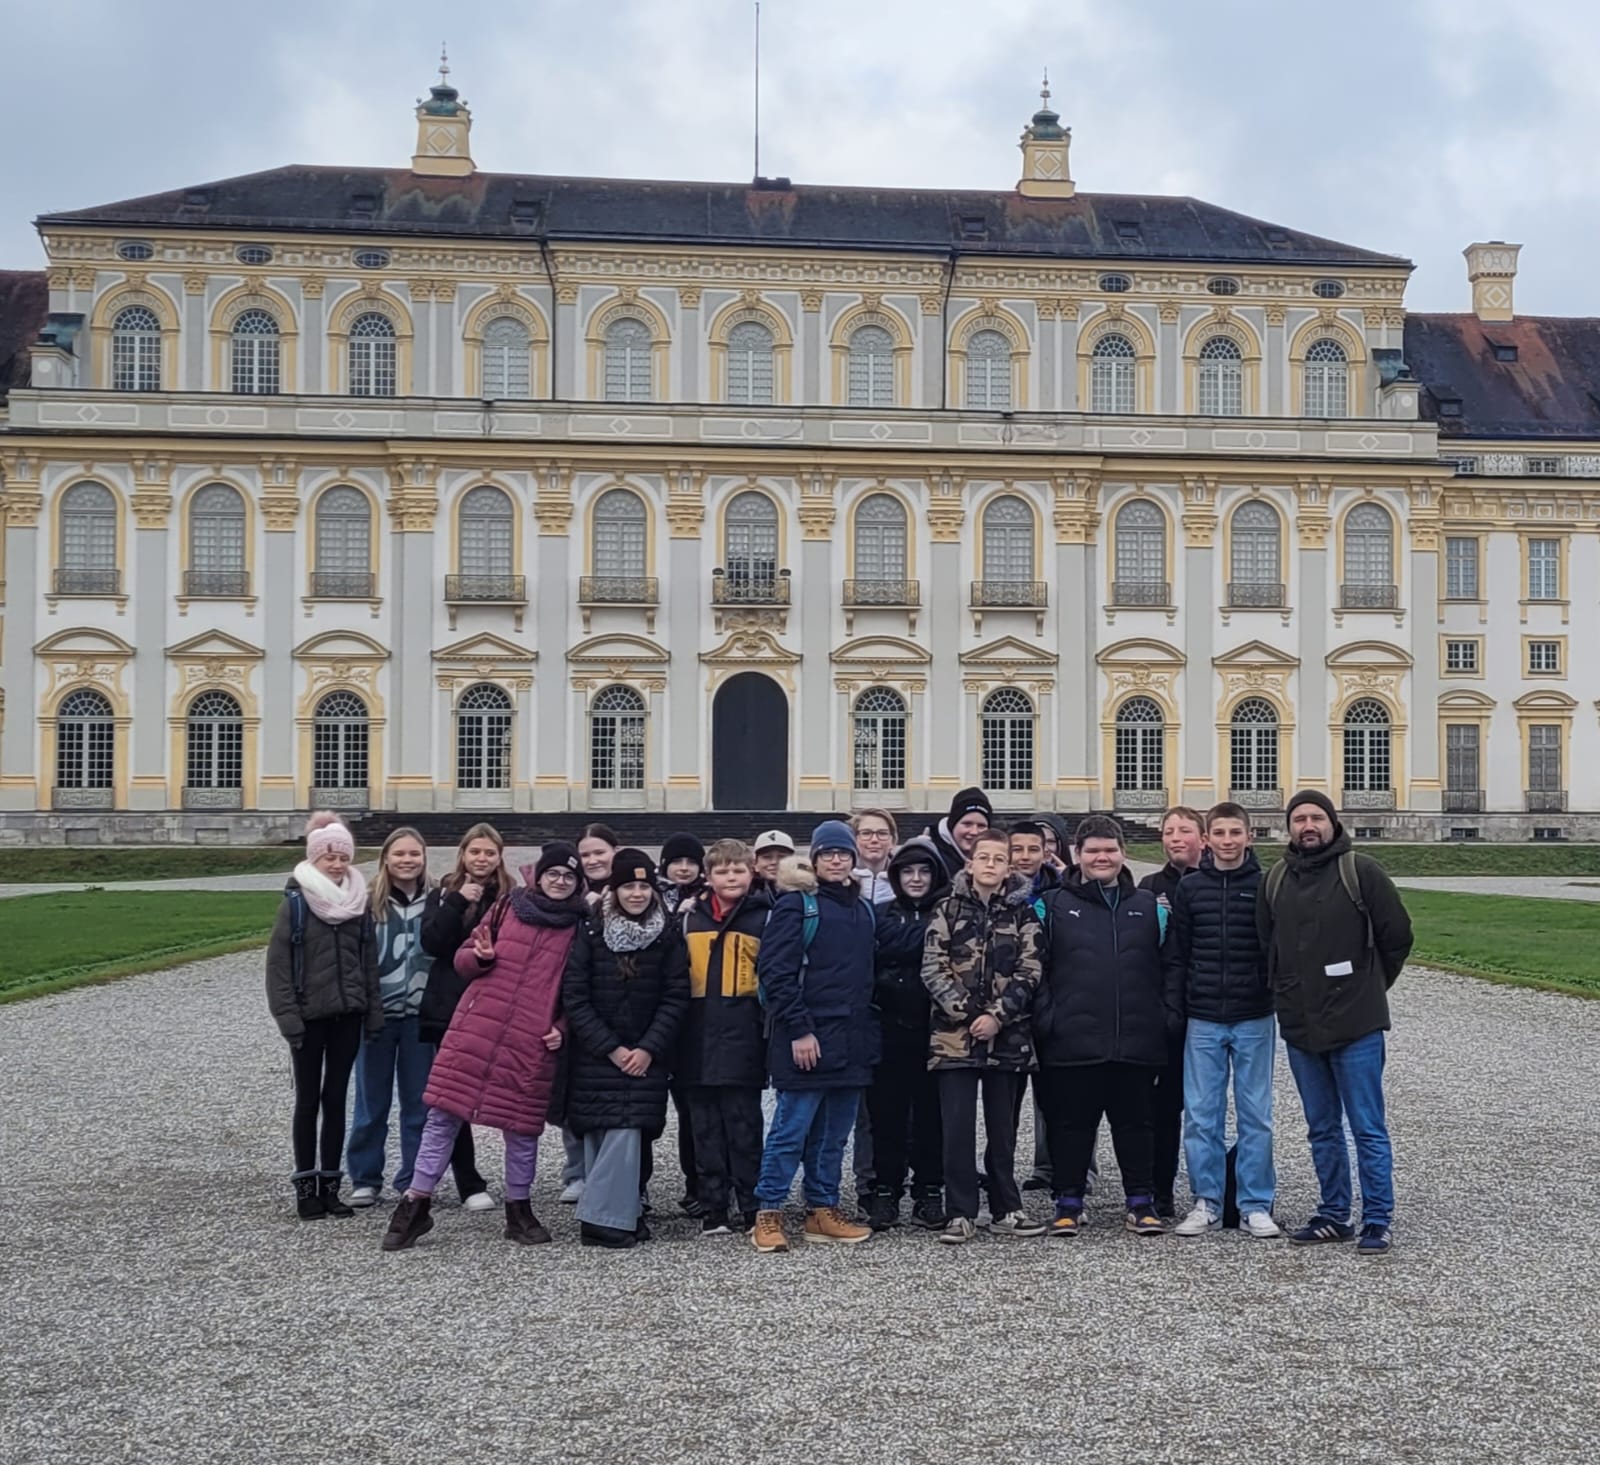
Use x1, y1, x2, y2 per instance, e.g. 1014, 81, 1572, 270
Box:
4, 950, 1598, 1463
1392, 875, 1600, 902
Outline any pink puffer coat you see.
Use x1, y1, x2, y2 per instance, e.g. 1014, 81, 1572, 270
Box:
423, 903, 576, 1135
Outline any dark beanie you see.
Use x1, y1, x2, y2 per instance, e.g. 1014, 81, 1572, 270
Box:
534, 841, 583, 882
948, 786, 994, 826
1284, 789, 1338, 825
660, 833, 706, 870
608, 847, 659, 891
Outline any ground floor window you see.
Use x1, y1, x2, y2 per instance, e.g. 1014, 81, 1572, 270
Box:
456, 683, 513, 791
980, 688, 1034, 792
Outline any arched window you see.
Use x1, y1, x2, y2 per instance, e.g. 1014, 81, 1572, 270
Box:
1342, 698, 1392, 795
982, 495, 1035, 584
1197, 336, 1244, 416
481, 316, 532, 398
456, 683, 514, 791
230, 309, 281, 395
965, 329, 1012, 411
313, 487, 373, 597
723, 491, 780, 601
311, 690, 369, 804
57, 482, 118, 594
1229, 501, 1282, 606
1114, 500, 1167, 605
1304, 338, 1349, 418
348, 312, 397, 397
1229, 697, 1280, 798
592, 488, 648, 581
589, 685, 647, 796
112, 306, 162, 392
1343, 503, 1395, 607
1090, 333, 1136, 413
727, 321, 775, 405
188, 483, 247, 595
1115, 696, 1166, 800
55, 688, 115, 803
185, 690, 243, 800
980, 687, 1035, 793
847, 325, 894, 407
853, 687, 907, 795
852, 494, 908, 589
604, 317, 653, 402
458, 485, 515, 584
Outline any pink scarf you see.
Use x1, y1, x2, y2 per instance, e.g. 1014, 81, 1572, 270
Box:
293, 860, 370, 924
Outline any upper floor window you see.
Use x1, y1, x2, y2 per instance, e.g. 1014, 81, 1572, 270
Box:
347, 312, 396, 397
313, 487, 373, 597
1114, 499, 1167, 604
116, 240, 154, 262
230, 309, 281, 395
459, 486, 514, 577
1230, 501, 1281, 600
1445, 536, 1480, 600
592, 489, 648, 578
1343, 504, 1395, 600
352, 249, 391, 270
112, 306, 162, 392
1527, 538, 1561, 600
854, 493, 908, 583
1090, 333, 1136, 413
1312, 279, 1345, 299
235, 244, 274, 266
724, 491, 780, 598
1097, 273, 1132, 294
604, 317, 653, 402
965, 329, 1012, 411
58, 482, 118, 593
190, 483, 246, 581
847, 325, 894, 407
481, 316, 532, 398
727, 321, 775, 405
1197, 336, 1244, 416
1206, 276, 1241, 297
1303, 338, 1349, 418
981, 495, 1035, 583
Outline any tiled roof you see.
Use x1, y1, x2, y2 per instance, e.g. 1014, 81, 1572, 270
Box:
0, 270, 48, 398
37, 166, 1410, 268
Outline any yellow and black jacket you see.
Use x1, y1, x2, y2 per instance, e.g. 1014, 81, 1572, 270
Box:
674, 886, 772, 1087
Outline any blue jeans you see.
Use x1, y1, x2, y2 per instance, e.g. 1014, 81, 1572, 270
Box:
1183, 1015, 1277, 1215
1285, 1032, 1393, 1227
346, 1015, 433, 1193
755, 1088, 861, 1210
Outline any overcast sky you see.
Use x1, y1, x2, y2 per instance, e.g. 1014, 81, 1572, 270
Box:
6, 0, 1597, 315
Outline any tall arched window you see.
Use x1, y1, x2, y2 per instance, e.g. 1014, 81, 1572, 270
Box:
1114, 500, 1167, 605
184, 690, 243, 803
1229, 501, 1282, 606
1115, 696, 1166, 803
852, 493, 908, 593
981, 495, 1035, 584
1342, 698, 1392, 797
727, 321, 775, 405
313, 487, 373, 597
230, 309, 281, 395
55, 688, 115, 805
1229, 697, 1280, 799
456, 683, 514, 791
981, 687, 1035, 793
481, 316, 532, 398
592, 488, 648, 579
311, 690, 370, 804
847, 325, 894, 407
112, 306, 162, 392
1304, 338, 1349, 418
1343, 503, 1396, 608
348, 313, 397, 397
1197, 336, 1243, 416
1090, 333, 1136, 413
457, 485, 515, 598
188, 483, 248, 596
723, 491, 780, 601
57, 482, 119, 594
853, 687, 907, 796
604, 317, 653, 402
965, 329, 1012, 410
589, 685, 647, 798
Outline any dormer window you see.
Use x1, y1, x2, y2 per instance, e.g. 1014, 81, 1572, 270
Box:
1114, 220, 1142, 241
1263, 228, 1289, 245
1206, 276, 1241, 296
1437, 398, 1463, 417
959, 215, 988, 240
1312, 279, 1346, 299
1098, 273, 1132, 293
350, 194, 379, 220
1492, 343, 1518, 362
116, 240, 154, 262
511, 200, 540, 227
235, 244, 274, 265
352, 249, 390, 270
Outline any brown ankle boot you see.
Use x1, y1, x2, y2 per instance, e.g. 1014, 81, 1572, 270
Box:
504, 1199, 552, 1245
804, 1206, 872, 1245
750, 1209, 789, 1253
381, 1194, 433, 1252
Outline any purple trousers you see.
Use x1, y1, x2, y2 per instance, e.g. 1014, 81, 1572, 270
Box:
411, 1107, 539, 1201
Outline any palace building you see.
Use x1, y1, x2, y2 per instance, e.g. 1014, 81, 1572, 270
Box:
0, 71, 1596, 841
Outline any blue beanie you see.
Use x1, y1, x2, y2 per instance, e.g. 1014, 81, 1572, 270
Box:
809, 819, 859, 860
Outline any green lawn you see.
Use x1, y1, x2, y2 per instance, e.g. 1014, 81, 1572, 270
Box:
0, 889, 281, 1002
0, 845, 379, 884
1128, 842, 1600, 877
1405, 889, 1600, 998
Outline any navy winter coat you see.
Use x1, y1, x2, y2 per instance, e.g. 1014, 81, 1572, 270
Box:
1165, 852, 1271, 1025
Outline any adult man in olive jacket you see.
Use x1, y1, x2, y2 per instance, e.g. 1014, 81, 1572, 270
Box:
1256, 790, 1413, 1255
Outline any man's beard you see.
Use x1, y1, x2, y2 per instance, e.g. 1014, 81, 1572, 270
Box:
1295, 830, 1327, 849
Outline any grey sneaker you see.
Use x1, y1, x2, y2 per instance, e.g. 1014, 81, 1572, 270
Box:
988, 1209, 1047, 1238
938, 1216, 978, 1246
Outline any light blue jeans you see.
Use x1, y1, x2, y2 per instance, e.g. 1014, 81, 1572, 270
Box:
1285, 1031, 1393, 1227
1183, 1014, 1277, 1216
346, 1015, 433, 1193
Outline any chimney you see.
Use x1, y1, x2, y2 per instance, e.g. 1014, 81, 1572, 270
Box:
412, 48, 474, 178
1017, 72, 1074, 200
1464, 241, 1520, 322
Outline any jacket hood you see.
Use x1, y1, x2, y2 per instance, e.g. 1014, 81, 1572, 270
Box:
775, 855, 817, 894
949, 869, 1035, 909
887, 836, 951, 909
1037, 814, 1075, 867
1284, 826, 1353, 873
1058, 865, 1137, 905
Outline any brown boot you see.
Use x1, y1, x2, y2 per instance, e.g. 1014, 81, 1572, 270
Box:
381, 1194, 433, 1252
804, 1206, 872, 1245
750, 1209, 789, 1253
504, 1199, 553, 1246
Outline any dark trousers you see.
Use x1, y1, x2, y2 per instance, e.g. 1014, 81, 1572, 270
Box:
1151, 1034, 1185, 1204
1037, 1062, 1158, 1205
684, 1084, 763, 1216
667, 1078, 699, 1200
865, 1029, 943, 1199
448, 1124, 488, 1200
289, 1014, 362, 1173
937, 1068, 1024, 1222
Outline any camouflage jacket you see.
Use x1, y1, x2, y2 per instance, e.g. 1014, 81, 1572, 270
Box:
920, 871, 1043, 1071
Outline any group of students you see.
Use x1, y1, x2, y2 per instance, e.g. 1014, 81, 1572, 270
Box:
265, 781, 1415, 1256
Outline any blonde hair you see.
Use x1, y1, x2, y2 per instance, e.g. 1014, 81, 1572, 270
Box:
705, 838, 753, 871
443, 822, 514, 895
850, 807, 899, 841
371, 826, 431, 909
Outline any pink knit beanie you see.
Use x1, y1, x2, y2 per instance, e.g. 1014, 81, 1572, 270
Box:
305, 810, 355, 862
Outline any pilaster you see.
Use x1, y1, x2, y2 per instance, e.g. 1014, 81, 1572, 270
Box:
554, 283, 579, 398
1265, 304, 1287, 416
667, 469, 705, 808
679, 288, 702, 401
535, 463, 572, 810
920, 293, 943, 406
0, 452, 41, 802
259, 460, 300, 791
183, 275, 207, 390
388, 457, 441, 809
1295, 476, 1332, 788
1407, 480, 1443, 803
801, 293, 823, 405
926, 474, 966, 797
130, 459, 173, 801
797, 471, 837, 810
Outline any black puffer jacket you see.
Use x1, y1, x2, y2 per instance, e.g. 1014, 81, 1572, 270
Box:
417, 879, 504, 1044
1035, 870, 1181, 1067
561, 898, 690, 1137
1165, 852, 1271, 1025
872, 838, 950, 1034
264, 879, 382, 1045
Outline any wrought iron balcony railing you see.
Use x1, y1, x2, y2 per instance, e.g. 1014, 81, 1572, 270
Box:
971, 580, 1048, 608
1112, 580, 1172, 608
1340, 582, 1399, 610
1340, 788, 1397, 811
1442, 789, 1484, 813
712, 573, 790, 605
844, 578, 921, 607
53, 568, 121, 595
578, 576, 659, 605
310, 571, 377, 599
184, 570, 251, 597
1526, 789, 1568, 813
445, 574, 527, 603
1227, 581, 1286, 608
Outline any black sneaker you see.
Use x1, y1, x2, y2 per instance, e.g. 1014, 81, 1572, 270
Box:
1357, 1223, 1393, 1256
1290, 1216, 1356, 1246
910, 1193, 946, 1229
1125, 1203, 1168, 1236
700, 1211, 733, 1236
736, 1210, 758, 1234
680, 1193, 705, 1220
580, 1221, 637, 1250
1021, 1175, 1051, 1192
1153, 1193, 1177, 1221
866, 1193, 900, 1231
634, 1216, 653, 1243
1048, 1202, 1084, 1238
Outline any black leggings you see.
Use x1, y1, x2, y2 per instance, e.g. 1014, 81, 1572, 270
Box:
290, 1015, 363, 1173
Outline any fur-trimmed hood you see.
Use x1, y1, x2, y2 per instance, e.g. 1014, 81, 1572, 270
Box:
775, 854, 817, 894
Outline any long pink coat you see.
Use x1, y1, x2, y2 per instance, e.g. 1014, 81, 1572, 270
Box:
423, 905, 576, 1135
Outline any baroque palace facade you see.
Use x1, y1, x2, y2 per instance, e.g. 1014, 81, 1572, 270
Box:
0, 74, 1597, 840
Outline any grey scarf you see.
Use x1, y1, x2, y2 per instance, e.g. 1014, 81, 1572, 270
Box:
601, 888, 666, 954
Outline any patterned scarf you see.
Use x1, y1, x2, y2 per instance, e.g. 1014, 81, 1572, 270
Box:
600, 887, 666, 954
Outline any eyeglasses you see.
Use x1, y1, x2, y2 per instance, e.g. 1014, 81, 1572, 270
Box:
542, 869, 578, 884
856, 828, 892, 840
815, 850, 856, 862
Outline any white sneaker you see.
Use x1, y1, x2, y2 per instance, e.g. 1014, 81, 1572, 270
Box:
1175, 1202, 1220, 1237
1243, 1210, 1282, 1239
559, 1180, 585, 1204
348, 1186, 378, 1208
462, 1190, 496, 1212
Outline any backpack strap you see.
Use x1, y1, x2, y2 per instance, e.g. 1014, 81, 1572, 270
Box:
1264, 860, 1287, 911
1339, 850, 1375, 950
800, 891, 820, 953
287, 887, 307, 1001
